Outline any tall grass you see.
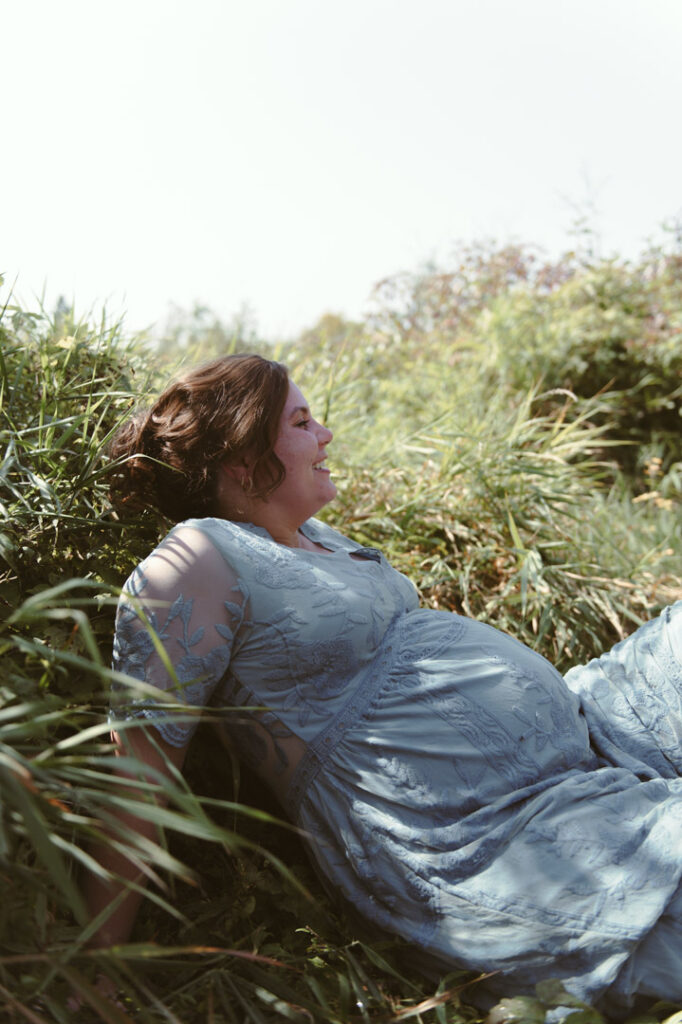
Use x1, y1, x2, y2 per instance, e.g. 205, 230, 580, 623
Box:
0, 243, 681, 1023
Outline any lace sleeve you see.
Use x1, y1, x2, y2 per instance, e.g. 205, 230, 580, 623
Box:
110, 524, 246, 748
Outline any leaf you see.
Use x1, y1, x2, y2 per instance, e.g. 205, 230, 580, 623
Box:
535, 978, 589, 1009
487, 996, 546, 1024
560, 1011, 607, 1024
0, 765, 87, 922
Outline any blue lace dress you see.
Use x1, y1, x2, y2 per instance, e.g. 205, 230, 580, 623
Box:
111, 516, 682, 1015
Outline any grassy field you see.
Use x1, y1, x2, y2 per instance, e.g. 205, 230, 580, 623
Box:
1, 239, 681, 1022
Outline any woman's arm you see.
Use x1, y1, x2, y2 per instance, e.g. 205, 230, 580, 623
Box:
92, 525, 241, 946
82, 726, 189, 948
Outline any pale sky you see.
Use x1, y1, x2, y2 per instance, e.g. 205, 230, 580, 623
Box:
3, 0, 681, 340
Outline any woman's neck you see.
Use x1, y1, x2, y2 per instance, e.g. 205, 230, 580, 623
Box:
265, 523, 305, 549
214, 475, 327, 550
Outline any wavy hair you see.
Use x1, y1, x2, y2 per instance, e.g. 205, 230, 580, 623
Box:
109, 353, 289, 522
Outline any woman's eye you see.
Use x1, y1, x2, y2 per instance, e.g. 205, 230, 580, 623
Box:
296, 418, 311, 428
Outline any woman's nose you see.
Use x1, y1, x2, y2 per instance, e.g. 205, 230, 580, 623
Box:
318, 422, 333, 444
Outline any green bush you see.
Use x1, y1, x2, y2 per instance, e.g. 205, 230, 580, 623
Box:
464, 252, 682, 486
342, 241, 682, 491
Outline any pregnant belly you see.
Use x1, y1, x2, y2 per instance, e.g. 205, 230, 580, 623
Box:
332, 610, 595, 815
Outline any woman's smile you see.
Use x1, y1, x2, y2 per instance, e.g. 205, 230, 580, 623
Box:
270, 381, 336, 523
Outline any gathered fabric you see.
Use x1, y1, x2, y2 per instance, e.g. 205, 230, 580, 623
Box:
111, 515, 682, 1016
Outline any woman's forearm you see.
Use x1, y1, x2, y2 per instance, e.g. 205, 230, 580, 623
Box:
82, 727, 188, 948
82, 810, 162, 947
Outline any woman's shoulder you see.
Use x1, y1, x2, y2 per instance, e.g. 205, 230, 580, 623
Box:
123, 518, 243, 600
124, 516, 360, 596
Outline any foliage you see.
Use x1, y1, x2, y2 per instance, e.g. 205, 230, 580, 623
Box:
1, 235, 681, 1023
349, 239, 682, 491
153, 301, 271, 370
0, 300, 162, 596
475, 256, 682, 481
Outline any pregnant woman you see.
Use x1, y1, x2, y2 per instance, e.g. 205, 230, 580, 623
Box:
93, 352, 682, 1017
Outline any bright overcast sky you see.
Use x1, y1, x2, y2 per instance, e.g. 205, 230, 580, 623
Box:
3, 0, 681, 339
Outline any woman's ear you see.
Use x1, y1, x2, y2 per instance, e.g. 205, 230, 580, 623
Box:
214, 458, 253, 518
219, 457, 251, 489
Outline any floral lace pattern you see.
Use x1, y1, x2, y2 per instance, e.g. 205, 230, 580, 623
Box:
111, 516, 682, 1013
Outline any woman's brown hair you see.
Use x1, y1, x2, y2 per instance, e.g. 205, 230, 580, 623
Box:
109, 353, 289, 522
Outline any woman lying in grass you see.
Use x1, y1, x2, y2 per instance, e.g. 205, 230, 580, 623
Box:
91, 352, 682, 1018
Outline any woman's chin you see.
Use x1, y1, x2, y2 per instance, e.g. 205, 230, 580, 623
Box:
315, 480, 337, 510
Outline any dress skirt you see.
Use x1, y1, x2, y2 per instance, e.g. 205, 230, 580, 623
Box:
287, 602, 682, 1015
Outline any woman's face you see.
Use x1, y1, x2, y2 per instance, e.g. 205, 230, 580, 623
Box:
270, 380, 336, 523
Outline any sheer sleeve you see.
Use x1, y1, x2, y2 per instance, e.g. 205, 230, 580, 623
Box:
110, 524, 246, 748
